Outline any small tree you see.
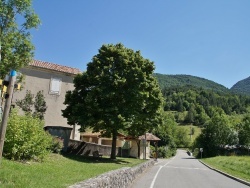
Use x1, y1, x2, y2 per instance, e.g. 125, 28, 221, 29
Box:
16, 90, 47, 119
175, 127, 191, 148
185, 104, 196, 124
33, 90, 47, 120
63, 43, 163, 159
16, 90, 34, 113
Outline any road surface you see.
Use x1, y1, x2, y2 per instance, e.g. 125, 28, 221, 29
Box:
130, 149, 249, 188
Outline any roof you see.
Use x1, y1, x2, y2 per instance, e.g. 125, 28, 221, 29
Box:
125, 133, 161, 141
30, 60, 81, 75
138, 133, 161, 141
81, 132, 126, 138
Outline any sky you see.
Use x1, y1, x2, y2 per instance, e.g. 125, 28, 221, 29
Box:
31, 0, 250, 89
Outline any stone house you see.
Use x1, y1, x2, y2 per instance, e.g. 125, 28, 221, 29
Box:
12, 60, 81, 145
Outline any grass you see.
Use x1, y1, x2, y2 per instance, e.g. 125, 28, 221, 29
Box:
0, 153, 144, 188
178, 125, 202, 142
201, 156, 250, 182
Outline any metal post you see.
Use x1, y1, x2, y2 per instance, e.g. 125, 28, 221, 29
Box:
143, 132, 147, 160
190, 126, 192, 140
0, 70, 16, 161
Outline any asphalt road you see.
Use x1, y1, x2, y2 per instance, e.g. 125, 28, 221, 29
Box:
130, 149, 249, 188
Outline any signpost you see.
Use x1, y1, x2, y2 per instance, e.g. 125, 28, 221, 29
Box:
0, 70, 16, 161
200, 148, 203, 158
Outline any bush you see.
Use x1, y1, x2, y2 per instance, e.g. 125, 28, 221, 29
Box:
150, 145, 176, 158
50, 136, 64, 153
157, 146, 167, 158
3, 109, 52, 161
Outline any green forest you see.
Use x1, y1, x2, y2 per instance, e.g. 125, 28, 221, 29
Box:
231, 76, 250, 95
152, 74, 250, 158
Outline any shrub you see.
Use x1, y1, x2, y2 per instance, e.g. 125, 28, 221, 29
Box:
150, 145, 176, 158
50, 136, 64, 153
157, 146, 167, 158
3, 109, 52, 161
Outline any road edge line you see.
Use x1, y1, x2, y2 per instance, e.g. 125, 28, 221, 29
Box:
149, 156, 175, 188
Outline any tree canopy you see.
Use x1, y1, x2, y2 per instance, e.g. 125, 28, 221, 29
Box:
0, 0, 40, 77
62, 43, 163, 159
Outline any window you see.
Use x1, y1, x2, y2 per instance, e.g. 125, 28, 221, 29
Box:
49, 77, 62, 95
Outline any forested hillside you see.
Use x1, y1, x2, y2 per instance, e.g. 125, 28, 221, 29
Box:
152, 73, 250, 155
154, 73, 229, 93
161, 85, 250, 125
231, 76, 250, 96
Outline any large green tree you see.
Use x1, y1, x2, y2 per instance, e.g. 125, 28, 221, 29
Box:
195, 110, 238, 157
238, 115, 250, 146
62, 43, 163, 159
153, 112, 177, 147
0, 0, 40, 77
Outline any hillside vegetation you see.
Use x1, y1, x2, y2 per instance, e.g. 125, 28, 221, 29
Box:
231, 76, 250, 96
154, 73, 229, 93
152, 73, 250, 153
161, 85, 250, 125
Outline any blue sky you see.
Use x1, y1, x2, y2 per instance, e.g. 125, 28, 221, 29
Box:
31, 0, 250, 88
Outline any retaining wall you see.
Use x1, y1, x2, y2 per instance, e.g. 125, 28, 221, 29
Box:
67, 139, 119, 156
68, 159, 155, 188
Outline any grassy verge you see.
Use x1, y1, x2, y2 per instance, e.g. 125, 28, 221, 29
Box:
0, 154, 144, 188
201, 156, 250, 182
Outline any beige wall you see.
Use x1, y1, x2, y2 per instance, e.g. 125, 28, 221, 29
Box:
12, 66, 80, 140
130, 140, 150, 159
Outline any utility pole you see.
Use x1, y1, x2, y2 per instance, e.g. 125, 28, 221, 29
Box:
0, 70, 16, 161
143, 132, 147, 160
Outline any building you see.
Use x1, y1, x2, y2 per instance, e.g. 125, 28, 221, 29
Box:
11, 60, 81, 143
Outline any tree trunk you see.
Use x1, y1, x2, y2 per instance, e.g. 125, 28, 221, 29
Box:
110, 129, 117, 159
136, 140, 141, 159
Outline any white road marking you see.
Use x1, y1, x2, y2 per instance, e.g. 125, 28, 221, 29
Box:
166, 165, 208, 170
149, 156, 176, 188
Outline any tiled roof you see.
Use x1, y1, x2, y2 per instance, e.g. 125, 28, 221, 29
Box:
126, 133, 161, 141
138, 133, 161, 141
30, 60, 81, 75
80, 132, 126, 138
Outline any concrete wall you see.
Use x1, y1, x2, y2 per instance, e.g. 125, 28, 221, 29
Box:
67, 139, 119, 156
68, 159, 155, 188
12, 67, 80, 140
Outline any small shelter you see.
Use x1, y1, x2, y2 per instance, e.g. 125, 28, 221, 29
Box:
128, 133, 161, 159
80, 131, 126, 147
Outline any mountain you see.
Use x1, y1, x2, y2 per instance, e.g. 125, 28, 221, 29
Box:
230, 76, 250, 95
154, 73, 229, 93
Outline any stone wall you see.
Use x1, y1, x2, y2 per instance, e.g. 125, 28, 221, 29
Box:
67, 139, 119, 156
68, 159, 155, 188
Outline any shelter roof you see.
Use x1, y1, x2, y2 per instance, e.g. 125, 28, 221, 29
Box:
80, 132, 126, 138
126, 133, 161, 141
